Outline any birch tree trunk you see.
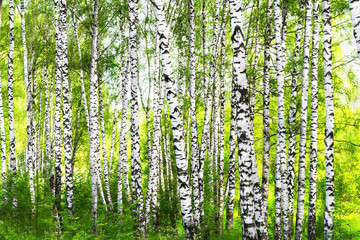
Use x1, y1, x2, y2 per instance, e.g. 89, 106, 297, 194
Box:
128, 0, 145, 236
308, 1, 319, 239
218, 1, 228, 233
0, 0, 6, 203
20, 0, 36, 211
248, 1, 264, 236
88, 0, 100, 233
322, 0, 335, 238
349, 0, 360, 61
288, 3, 304, 235
57, 0, 74, 215
295, 1, 312, 238
153, 0, 195, 238
145, 44, 162, 232
261, 1, 272, 238
188, 0, 201, 231
229, 0, 256, 239
8, 0, 17, 208
188, 0, 201, 233
53, 0, 63, 224
117, 61, 129, 213
274, 0, 289, 237
225, 81, 237, 231
44, 38, 52, 192
98, 79, 112, 207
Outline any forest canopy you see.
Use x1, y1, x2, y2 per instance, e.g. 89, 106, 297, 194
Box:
0, 0, 359, 239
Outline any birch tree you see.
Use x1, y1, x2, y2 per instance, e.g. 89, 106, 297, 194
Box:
8, 0, 17, 208
21, 0, 36, 211
58, 0, 74, 215
98, 80, 112, 207
288, 2, 305, 234
0, 0, 7, 201
188, 0, 201, 230
349, 0, 360, 60
308, 1, 319, 239
322, 0, 335, 238
274, 0, 289, 237
261, 1, 272, 238
295, 0, 312, 238
88, 0, 101, 233
153, 0, 195, 238
229, 0, 256, 238
128, 0, 145, 235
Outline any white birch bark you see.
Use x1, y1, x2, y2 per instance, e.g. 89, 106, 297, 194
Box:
188, 0, 201, 230
20, 0, 36, 210
153, 0, 195, 238
261, 0, 272, 238
88, 0, 100, 233
98, 80, 112, 207
226, 81, 237, 231
229, 1, 256, 238
57, 0, 74, 215
308, 1, 319, 239
288, 3, 304, 234
0, 0, 6, 202
8, 0, 17, 208
349, 0, 360, 61
274, 0, 289, 237
295, 0, 312, 238
128, 0, 145, 235
53, 0, 63, 222
322, 0, 335, 238
218, 1, 228, 233
145, 44, 162, 232
118, 57, 130, 210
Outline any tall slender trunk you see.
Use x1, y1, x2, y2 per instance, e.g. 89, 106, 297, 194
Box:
209, 0, 220, 202
295, 1, 312, 238
20, 0, 36, 211
261, 0, 272, 238
44, 38, 52, 192
0, 0, 6, 203
322, 0, 335, 238
225, 81, 237, 231
229, 1, 256, 239
8, 0, 17, 208
117, 60, 129, 213
57, 0, 74, 215
118, 57, 130, 211
153, 0, 194, 238
218, 1, 228, 233
128, 0, 145, 236
145, 41, 162, 232
288, 3, 305, 235
308, 1, 319, 239
188, 0, 200, 231
88, 0, 100, 234
349, 0, 360, 61
53, 1, 63, 226
98, 79, 112, 207
274, 0, 289, 237
248, 1, 263, 236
